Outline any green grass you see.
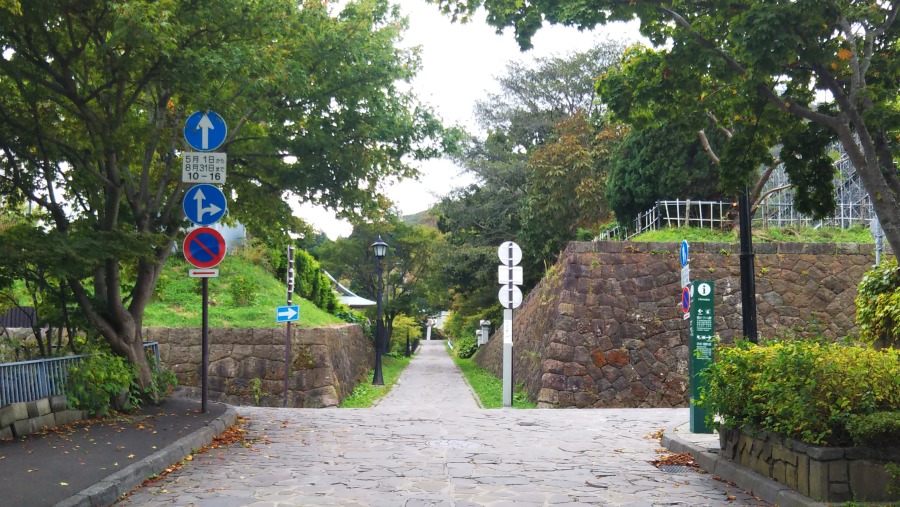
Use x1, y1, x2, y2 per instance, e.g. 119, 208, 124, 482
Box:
144, 251, 344, 328
339, 354, 412, 408
631, 225, 873, 243
449, 345, 536, 409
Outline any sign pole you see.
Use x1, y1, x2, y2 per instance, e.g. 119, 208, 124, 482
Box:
496, 241, 523, 408
283, 246, 294, 408
502, 308, 514, 407
201, 277, 209, 413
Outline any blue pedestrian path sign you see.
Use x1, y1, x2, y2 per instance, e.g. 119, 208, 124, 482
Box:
276, 305, 300, 323
184, 111, 227, 151
183, 184, 227, 226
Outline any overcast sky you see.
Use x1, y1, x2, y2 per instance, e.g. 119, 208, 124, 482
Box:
293, 0, 639, 239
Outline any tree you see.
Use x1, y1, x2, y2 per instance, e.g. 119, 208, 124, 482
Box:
0, 0, 448, 394
316, 219, 445, 346
433, 42, 628, 337
605, 124, 727, 224
434, 0, 900, 252
520, 112, 627, 262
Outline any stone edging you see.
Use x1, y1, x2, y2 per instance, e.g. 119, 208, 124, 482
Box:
661, 422, 826, 507
54, 405, 239, 507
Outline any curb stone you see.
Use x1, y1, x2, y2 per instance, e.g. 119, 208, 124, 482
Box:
662, 422, 827, 507
54, 405, 238, 507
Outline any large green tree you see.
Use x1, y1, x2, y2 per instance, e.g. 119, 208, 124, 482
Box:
0, 0, 447, 392
434, 42, 626, 336
316, 219, 446, 345
606, 124, 726, 224
521, 112, 626, 263
434, 0, 900, 252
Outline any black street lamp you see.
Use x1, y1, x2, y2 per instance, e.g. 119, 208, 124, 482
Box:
371, 235, 388, 385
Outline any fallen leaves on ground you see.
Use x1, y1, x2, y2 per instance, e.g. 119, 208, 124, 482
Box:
651, 452, 700, 470
644, 428, 664, 441
124, 416, 254, 500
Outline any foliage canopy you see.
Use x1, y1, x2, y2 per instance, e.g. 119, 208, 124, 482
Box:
432, 0, 900, 255
0, 0, 449, 391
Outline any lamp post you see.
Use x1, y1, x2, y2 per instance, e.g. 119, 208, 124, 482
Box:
371, 235, 388, 385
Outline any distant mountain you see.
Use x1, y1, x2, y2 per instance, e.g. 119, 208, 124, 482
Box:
402, 209, 439, 229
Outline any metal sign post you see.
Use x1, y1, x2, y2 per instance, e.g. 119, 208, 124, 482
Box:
181, 112, 228, 414
497, 241, 523, 408
283, 245, 294, 408
689, 280, 715, 433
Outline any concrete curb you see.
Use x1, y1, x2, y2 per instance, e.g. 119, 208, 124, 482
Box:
54, 404, 238, 507
661, 422, 827, 507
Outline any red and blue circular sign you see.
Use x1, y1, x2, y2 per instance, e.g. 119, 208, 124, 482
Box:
183, 227, 226, 268
682, 286, 691, 313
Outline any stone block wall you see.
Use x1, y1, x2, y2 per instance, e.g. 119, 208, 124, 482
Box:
145, 324, 371, 408
720, 426, 899, 502
474, 241, 879, 408
0, 395, 85, 439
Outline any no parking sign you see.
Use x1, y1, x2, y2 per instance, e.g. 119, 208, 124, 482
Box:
183, 227, 227, 269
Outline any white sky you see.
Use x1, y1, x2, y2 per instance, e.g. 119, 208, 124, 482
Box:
293, 0, 640, 239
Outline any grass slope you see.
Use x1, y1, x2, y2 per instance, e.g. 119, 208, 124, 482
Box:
631, 225, 873, 243
144, 254, 344, 328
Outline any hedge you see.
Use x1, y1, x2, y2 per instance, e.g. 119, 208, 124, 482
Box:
699, 339, 900, 445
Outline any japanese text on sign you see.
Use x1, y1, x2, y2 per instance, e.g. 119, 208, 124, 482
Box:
182, 152, 227, 183
696, 309, 713, 332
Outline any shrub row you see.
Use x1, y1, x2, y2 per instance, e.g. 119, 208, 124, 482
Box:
699, 339, 900, 446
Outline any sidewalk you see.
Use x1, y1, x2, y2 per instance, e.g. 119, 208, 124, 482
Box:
0, 397, 236, 507
662, 421, 826, 507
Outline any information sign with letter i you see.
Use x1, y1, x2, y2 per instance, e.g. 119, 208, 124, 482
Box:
689, 280, 715, 433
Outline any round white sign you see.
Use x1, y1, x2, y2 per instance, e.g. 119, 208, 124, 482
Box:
497, 241, 522, 266
498, 284, 523, 309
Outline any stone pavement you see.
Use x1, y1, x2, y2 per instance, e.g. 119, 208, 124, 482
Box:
118, 341, 772, 506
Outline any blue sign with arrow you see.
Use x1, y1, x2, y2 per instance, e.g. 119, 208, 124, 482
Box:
184, 111, 227, 151
276, 305, 300, 323
680, 240, 690, 267
183, 184, 227, 226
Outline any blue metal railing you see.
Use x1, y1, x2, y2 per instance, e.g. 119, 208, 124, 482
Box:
0, 342, 159, 406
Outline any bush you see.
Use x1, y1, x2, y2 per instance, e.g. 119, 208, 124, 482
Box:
454, 335, 479, 359
856, 258, 900, 349
388, 314, 423, 354
66, 349, 136, 416
228, 276, 258, 307
700, 338, 900, 445
293, 249, 338, 313
846, 411, 900, 448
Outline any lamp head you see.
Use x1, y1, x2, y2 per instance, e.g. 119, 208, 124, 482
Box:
371, 235, 388, 259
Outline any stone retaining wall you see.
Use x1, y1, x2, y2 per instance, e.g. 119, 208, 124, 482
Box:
475, 241, 879, 409
145, 324, 371, 408
720, 426, 898, 502
0, 395, 85, 439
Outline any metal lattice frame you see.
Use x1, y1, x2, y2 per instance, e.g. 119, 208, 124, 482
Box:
757, 147, 874, 229
596, 145, 875, 241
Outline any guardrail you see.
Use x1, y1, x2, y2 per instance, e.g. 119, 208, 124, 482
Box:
0, 342, 159, 406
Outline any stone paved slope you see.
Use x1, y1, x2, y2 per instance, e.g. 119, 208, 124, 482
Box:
118, 341, 768, 506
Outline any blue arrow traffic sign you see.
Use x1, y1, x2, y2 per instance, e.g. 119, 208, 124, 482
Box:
680, 240, 690, 267
184, 111, 227, 151
183, 184, 227, 226
276, 305, 300, 323
183, 227, 227, 269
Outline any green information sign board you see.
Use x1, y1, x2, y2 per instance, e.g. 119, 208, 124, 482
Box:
689, 280, 715, 433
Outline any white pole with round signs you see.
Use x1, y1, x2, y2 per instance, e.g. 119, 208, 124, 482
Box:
497, 241, 522, 407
